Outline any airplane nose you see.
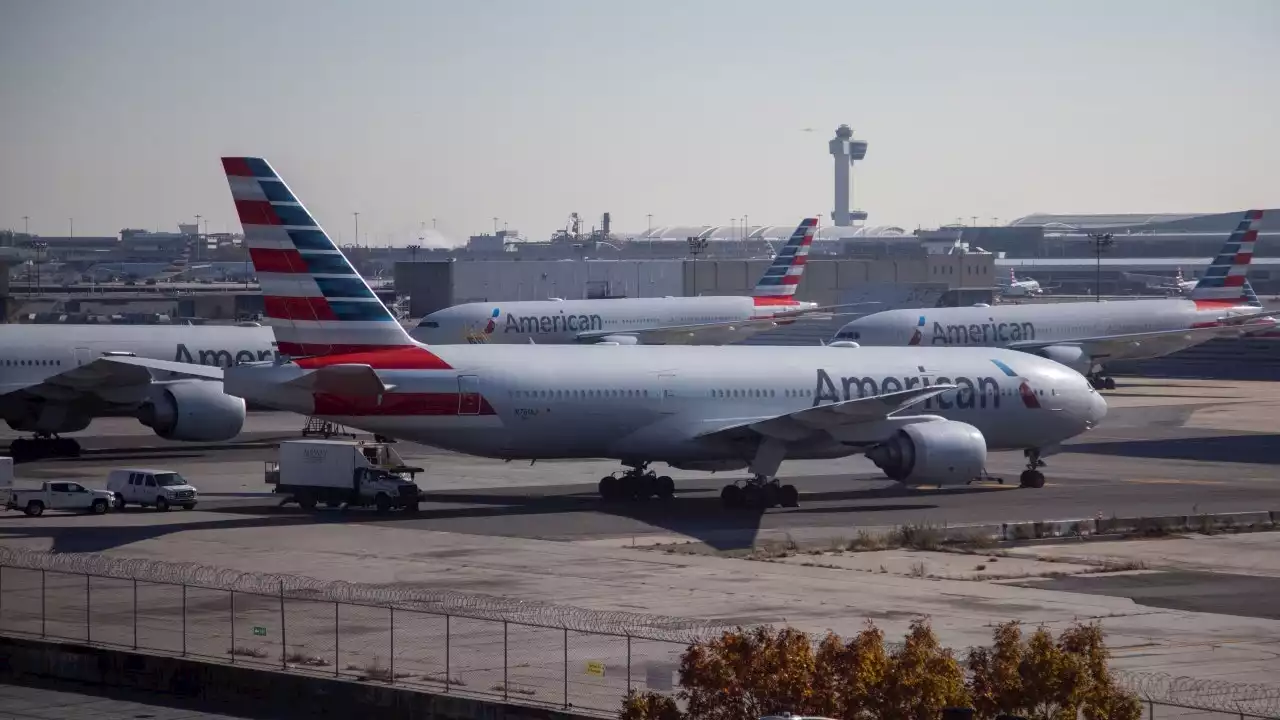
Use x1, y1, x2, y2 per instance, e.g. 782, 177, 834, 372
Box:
1086, 387, 1108, 428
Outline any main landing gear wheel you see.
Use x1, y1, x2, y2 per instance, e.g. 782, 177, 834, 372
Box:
1088, 374, 1117, 391
719, 476, 799, 510
1020, 449, 1047, 489
598, 464, 675, 503
7, 436, 82, 463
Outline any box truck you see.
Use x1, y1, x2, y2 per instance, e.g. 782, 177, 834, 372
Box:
265, 440, 422, 513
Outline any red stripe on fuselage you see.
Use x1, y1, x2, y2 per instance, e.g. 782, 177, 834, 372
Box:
264, 296, 337, 322
234, 199, 280, 226
222, 157, 254, 177
314, 392, 495, 416
752, 297, 802, 307
249, 247, 307, 274
292, 345, 453, 370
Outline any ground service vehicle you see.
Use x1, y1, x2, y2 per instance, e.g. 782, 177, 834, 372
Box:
2, 464, 115, 517
106, 468, 199, 511
265, 440, 422, 513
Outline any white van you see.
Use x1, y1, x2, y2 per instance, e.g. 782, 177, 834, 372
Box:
106, 469, 198, 511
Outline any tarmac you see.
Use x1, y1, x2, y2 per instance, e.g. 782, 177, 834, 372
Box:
2, 377, 1280, 708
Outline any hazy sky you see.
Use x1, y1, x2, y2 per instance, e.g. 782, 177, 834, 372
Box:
2, 0, 1277, 245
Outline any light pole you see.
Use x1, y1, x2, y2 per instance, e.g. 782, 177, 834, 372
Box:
353, 212, 360, 249
22, 216, 29, 236
1089, 232, 1115, 302
194, 214, 202, 261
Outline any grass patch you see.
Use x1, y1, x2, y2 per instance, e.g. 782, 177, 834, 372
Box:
890, 523, 945, 551
491, 683, 537, 696
422, 674, 467, 686
346, 658, 411, 682
228, 646, 267, 659
908, 561, 928, 578
283, 649, 331, 667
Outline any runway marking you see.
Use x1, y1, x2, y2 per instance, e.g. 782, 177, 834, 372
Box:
1124, 478, 1227, 486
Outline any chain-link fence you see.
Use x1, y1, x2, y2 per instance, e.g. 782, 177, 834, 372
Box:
0, 549, 1276, 718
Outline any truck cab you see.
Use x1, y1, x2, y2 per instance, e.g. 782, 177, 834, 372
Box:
2, 466, 116, 517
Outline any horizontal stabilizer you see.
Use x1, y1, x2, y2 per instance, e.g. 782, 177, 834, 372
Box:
283, 364, 395, 396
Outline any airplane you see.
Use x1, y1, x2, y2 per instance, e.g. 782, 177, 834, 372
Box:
833, 210, 1273, 391
1123, 267, 1197, 296
108, 156, 1110, 507
413, 219, 872, 346
0, 324, 277, 462
998, 269, 1054, 297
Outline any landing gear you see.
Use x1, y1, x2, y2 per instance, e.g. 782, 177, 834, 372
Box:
6, 435, 81, 463
598, 463, 675, 502
719, 475, 800, 510
1020, 449, 1047, 489
1088, 373, 1116, 391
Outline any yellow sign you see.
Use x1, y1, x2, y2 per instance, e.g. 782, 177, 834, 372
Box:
585, 660, 605, 677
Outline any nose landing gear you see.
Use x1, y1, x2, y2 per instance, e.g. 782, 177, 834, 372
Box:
1087, 373, 1116, 391
1020, 449, 1046, 489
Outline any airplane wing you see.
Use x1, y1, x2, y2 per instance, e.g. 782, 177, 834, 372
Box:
571, 303, 880, 345
694, 384, 957, 443
0, 356, 200, 406
98, 355, 226, 380
1007, 313, 1278, 362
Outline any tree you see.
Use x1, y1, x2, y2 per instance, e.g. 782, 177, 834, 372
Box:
877, 618, 971, 720
678, 625, 816, 720
810, 621, 889, 719
621, 690, 683, 720
966, 621, 1141, 720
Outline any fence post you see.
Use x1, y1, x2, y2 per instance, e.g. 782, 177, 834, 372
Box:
389, 607, 395, 684
85, 574, 92, 643
627, 633, 632, 692
445, 614, 451, 692
132, 578, 137, 650
229, 589, 235, 664
333, 602, 339, 677
563, 627, 569, 709
279, 581, 286, 670
182, 584, 187, 657
40, 570, 46, 638
1148, 700, 1153, 720
503, 620, 509, 701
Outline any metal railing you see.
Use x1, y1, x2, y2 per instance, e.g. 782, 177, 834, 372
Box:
0, 549, 1277, 718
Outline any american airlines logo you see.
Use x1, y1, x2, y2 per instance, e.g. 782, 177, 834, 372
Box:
813, 368, 1004, 410
174, 343, 280, 367
503, 312, 604, 335
920, 320, 1038, 346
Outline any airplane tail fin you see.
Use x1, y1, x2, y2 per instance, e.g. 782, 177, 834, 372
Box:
222, 157, 420, 357
1189, 210, 1264, 303
750, 218, 817, 298
1243, 279, 1263, 308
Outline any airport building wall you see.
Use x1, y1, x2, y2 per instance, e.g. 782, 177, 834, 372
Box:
396, 254, 995, 316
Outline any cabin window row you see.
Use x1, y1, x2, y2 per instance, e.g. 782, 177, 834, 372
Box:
510, 389, 650, 399
3, 359, 62, 367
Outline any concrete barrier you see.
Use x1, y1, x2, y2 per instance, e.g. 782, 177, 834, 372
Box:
0, 635, 600, 720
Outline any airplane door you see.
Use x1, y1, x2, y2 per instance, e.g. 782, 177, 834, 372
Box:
658, 373, 676, 414
74, 347, 94, 367
457, 375, 481, 415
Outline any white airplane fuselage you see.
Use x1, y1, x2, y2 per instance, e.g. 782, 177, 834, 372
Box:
414, 296, 813, 345
838, 298, 1270, 361
226, 344, 1104, 471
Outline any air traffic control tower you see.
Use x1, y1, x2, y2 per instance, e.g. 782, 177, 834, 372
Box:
829, 124, 868, 226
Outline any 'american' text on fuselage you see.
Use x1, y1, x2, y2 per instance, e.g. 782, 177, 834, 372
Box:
930, 320, 1036, 346
174, 343, 279, 367
813, 369, 1001, 410
505, 313, 603, 335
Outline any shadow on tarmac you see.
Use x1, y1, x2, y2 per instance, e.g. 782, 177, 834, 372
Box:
1067, 433, 1280, 464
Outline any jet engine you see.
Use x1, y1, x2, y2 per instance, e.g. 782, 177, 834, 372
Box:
137, 380, 246, 442
1032, 344, 1091, 373
865, 420, 986, 485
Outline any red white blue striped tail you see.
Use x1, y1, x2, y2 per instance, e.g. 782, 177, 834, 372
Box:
750, 218, 817, 298
222, 157, 418, 357
1189, 209, 1264, 303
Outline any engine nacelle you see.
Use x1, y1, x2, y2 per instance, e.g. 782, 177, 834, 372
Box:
865, 420, 987, 485
1034, 344, 1091, 373
138, 380, 246, 442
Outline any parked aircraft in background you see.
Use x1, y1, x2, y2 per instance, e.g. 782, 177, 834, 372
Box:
114, 156, 1109, 508
413, 218, 872, 346
0, 324, 275, 461
834, 210, 1273, 390
998, 269, 1054, 297
1123, 267, 1198, 297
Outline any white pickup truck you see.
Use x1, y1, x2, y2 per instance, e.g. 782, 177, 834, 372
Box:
0, 460, 116, 516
